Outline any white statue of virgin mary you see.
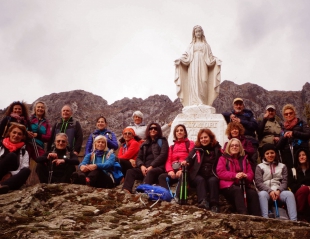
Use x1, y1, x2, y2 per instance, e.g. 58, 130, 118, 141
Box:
174, 25, 222, 107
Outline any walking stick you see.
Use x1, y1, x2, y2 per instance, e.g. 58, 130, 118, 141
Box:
179, 165, 187, 205
274, 200, 279, 218
241, 179, 247, 208
288, 143, 297, 179
32, 137, 39, 159
48, 147, 55, 184
166, 177, 174, 198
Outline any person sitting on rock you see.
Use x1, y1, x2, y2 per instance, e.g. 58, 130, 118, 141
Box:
48, 104, 83, 156
223, 122, 255, 173
255, 143, 297, 221
288, 148, 310, 221
36, 133, 79, 183
122, 122, 168, 193
0, 123, 31, 194
157, 124, 194, 201
72, 135, 122, 188
85, 116, 118, 155
118, 128, 142, 177
183, 128, 221, 212
217, 138, 261, 216
257, 104, 282, 158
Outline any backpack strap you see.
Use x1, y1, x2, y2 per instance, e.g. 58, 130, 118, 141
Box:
157, 138, 163, 148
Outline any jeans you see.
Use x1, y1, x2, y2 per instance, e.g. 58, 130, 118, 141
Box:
258, 190, 297, 221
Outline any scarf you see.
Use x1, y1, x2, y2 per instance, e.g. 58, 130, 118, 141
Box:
2, 137, 25, 152
284, 117, 298, 130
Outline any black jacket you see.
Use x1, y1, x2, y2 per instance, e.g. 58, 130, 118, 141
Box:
136, 137, 168, 169
186, 142, 222, 181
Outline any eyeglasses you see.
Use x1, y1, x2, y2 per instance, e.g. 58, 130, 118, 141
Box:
56, 140, 66, 143
123, 132, 132, 136
149, 127, 158, 131
284, 112, 294, 116
230, 144, 240, 148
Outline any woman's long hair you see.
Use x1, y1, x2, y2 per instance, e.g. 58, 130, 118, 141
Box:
173, 124, 188, 141
195, 128, 218, 147
5, 101, 29, 120
224, 138, 245, 157
145, 122, 162, 140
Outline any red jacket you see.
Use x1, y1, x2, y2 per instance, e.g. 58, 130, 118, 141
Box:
165, 138, 195, 172
216, 154, 254, 189
118, 138, 140, 160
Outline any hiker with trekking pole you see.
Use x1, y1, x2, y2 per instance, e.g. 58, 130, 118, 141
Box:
255, 143, 297, 221
36, 133, 79, 184
276, 104, 310, 170
183, 128, 222, 212
217, 138, 261, 216
157, 124, 194, 202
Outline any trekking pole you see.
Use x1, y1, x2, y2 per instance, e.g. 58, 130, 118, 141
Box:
180, 165, 186, 205
288, 143, 297, 179
274, 200, 279, 218
32, 137, 39, 159
241, 179, 247, 207
184, 165, 188, 203
166, 177, 174, 198
48, 159, 53, 184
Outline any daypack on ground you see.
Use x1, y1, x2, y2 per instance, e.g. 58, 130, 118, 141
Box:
136, 184, 172, 202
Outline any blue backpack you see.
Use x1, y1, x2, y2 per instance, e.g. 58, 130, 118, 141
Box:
136, 184, 172, 202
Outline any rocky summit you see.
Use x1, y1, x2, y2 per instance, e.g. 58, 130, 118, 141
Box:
0, 184, 309, 239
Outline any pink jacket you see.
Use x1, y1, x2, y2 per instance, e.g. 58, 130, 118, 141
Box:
216, 154, 254, 189
165, 138, 195, 172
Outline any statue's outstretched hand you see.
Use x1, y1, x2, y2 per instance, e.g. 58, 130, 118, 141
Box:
174, 59, 180, 65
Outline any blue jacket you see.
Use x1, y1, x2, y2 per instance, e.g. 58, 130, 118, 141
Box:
80, 151, 115, 172
85, 129, 118, 155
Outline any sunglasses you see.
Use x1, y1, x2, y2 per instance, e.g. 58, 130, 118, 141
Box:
149, 127, 158, 131
267, 109, 275, 112
56, 140, 67, 144
284, 112, 294, 116
123, 132, 132, 136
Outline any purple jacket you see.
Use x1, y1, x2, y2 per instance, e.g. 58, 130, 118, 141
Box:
216, 154, 254, 189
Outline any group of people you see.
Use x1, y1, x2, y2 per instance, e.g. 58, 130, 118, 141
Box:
0, 98, 309, 222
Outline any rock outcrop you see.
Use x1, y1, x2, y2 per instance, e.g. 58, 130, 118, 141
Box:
0, 184, 309, 239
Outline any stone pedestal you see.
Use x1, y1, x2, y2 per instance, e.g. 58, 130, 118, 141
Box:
168, 105, 227, 147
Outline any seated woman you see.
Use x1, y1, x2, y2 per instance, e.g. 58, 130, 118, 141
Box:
183, 128, 221, 212
277, 104, 310, 169
36, 133, 79, 183
158, 124, 194, 199
255, 143, 297, 221
85, 116, 118, 155
0, 101, 30, 139
288, 148, 310, 221
118, 128, 141, 177
0, 123, 30, 194
122, 122, 168, 193
72, 135, 121, 188
27, 101, 51, 160
223, 122, 256, 172
217, 138, 261, 216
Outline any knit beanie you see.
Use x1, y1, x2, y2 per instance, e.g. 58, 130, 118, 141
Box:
261, 143, 276, 157
132, 111, 143, 119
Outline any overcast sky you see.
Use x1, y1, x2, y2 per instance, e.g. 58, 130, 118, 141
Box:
1, 0, 309, 109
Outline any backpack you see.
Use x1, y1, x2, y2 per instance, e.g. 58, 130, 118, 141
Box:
136, 184, 172, 203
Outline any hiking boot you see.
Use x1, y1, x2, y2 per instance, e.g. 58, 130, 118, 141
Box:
211, 205, 219, 213
198, 199, 210, 210
71, 172, 80, 184
0, 185, 9, 194
79, 174, 86, 185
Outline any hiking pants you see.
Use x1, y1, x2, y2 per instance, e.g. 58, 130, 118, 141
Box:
295, 185, 310, 213
221, 185, 261, 216
1, 167, 31, 190
258, 190, 297, 221
0, 153, 19, 179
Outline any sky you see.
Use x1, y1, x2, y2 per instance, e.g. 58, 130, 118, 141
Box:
1, 0, 310, 109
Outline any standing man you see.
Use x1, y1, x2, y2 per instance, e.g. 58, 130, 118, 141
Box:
48, 105, 83, 156
222, 98, 258, 170
257, 105, 282, 157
